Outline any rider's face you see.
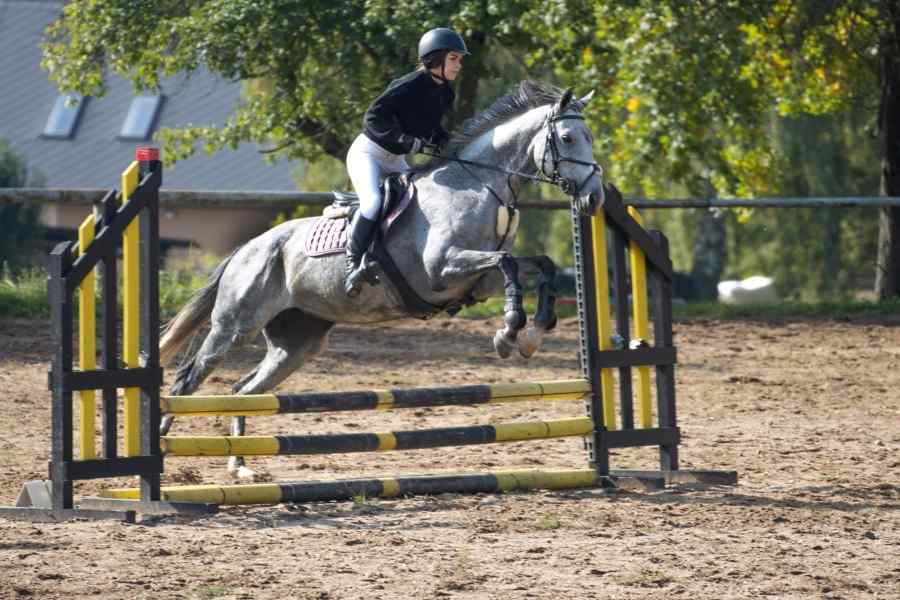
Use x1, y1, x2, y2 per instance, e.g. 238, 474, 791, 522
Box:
441, 52, 463, 81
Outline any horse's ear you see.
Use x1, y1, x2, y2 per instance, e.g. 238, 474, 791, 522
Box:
577, 90, 595, 108
556, 89, 573, 113
570, 90, 595, 113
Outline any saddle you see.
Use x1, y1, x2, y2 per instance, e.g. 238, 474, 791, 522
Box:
326, 173, 408, 223
305, 174, 411, 257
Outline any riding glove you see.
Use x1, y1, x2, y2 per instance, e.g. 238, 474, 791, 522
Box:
398, 134, 424, 154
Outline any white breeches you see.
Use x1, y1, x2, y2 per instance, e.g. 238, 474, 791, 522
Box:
346, 133, 410, 220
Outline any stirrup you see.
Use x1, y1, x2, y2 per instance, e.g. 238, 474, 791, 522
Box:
358, 253, 381, 285
346, 254, 381, 296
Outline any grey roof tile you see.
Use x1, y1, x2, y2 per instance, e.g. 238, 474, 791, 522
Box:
0, 0, 302, 191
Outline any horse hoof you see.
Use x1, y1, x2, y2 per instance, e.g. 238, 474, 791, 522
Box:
228, 457, 255, 479
493, 330, 515, 359
518, 327, 542, 358
227, 465, 256, 480
236, 466, 256, 480
159, 415, 174, 436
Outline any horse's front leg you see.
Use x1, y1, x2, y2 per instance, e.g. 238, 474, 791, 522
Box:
429, 247, 526, 359
493, 254, 527, 358
517, 256, 558, 358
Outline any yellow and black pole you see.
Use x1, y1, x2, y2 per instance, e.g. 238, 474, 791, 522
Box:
159, 417, 595, 456
627, 207, 653, 429
590, 209, 618, 430
121, 163, 141, 456
77, 214, 97, 459
161, 379, 591, 417
102, 469, 603, 506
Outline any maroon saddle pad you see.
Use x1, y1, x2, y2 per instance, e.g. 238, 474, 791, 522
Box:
305, 217, 349, 257
304, 183, 417, 258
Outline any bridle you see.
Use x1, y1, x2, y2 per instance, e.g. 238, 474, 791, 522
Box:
419, 105, 602, 215
540, 110, 603, 196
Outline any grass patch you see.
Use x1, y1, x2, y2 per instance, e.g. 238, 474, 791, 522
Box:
195, 586, 228, 598
673, 297, 900, 320
2, 254, 899, 322
456, 297, 579, 319
0, 252, 221, 320
457, 296, 900, 321
158, 252, 222, 318
534, 515, 562, 530
0, 266, 48, 317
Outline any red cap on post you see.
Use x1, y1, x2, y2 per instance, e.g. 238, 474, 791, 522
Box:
136, 147, 160, 162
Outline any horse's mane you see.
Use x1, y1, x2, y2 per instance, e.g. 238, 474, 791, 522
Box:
411, 80, 566, 175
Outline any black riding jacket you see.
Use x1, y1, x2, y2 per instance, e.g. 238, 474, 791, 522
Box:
363, 69, 454, 155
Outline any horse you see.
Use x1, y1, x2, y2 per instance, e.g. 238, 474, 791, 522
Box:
159, 80, 605, 477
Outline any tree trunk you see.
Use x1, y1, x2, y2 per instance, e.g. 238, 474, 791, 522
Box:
875, 21, 900, 298
690, 208, 726, 302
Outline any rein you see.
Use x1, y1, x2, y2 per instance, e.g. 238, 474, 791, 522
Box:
419, 149, 557, 189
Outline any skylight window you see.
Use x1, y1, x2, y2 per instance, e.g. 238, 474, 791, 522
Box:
119, 95, 164, 140
42, 94, 86, 139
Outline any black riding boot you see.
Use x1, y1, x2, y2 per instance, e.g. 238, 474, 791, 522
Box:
345, 211, 379, 297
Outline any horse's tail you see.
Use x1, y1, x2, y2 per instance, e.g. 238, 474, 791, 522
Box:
159, 248, 240, 365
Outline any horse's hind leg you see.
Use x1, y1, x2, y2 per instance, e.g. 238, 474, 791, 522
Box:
160, 322, 256, 435
227, 308, 335, 478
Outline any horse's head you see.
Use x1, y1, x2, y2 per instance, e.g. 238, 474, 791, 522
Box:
533, 89, 604, 214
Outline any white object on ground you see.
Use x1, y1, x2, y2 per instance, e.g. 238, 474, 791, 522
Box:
718, 275, 778, 304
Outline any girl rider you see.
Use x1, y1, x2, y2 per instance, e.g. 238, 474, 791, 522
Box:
343, 27, 468, 297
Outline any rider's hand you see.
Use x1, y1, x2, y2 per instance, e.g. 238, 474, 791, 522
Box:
399, 134, 424, 154
430, 130, 450, 155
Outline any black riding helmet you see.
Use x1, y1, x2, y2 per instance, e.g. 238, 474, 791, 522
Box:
417, 28, 469, 61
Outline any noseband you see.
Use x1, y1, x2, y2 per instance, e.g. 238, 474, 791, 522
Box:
541, 112, 603, 196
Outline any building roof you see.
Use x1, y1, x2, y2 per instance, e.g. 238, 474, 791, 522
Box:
0, 0, 301, 190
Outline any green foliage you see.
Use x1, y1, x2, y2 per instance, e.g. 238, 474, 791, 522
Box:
40, 0, 896, 301
674, 297, 900, 320
524, 1, 891, 299
456, 296, 577, 320
159, 251, 224, 318
0, 266, 48, 318
724, 110, 880, 300
0, 139, 44, 269
535, 1, 888, 199
0, 249, 230, 319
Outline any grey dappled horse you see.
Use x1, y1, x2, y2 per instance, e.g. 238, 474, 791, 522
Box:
159, 81, 604, 477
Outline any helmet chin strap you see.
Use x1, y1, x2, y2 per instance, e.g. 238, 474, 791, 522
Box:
429, 62, 450, 84
428, 56, 450, 83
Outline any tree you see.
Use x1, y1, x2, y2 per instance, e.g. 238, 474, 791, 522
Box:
45, 1, 899, 299
42, 0, 547, 164
531, 0, 900, 299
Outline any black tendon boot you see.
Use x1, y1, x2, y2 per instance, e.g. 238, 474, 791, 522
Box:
344, 211, 379, 297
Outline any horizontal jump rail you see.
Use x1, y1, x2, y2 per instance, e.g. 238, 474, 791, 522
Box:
161, 379, 591, 417
101, 468, 603, 505
161, 417, 594, 456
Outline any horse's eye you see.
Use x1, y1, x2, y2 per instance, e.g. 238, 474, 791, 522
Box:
561, 134, 573, 144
